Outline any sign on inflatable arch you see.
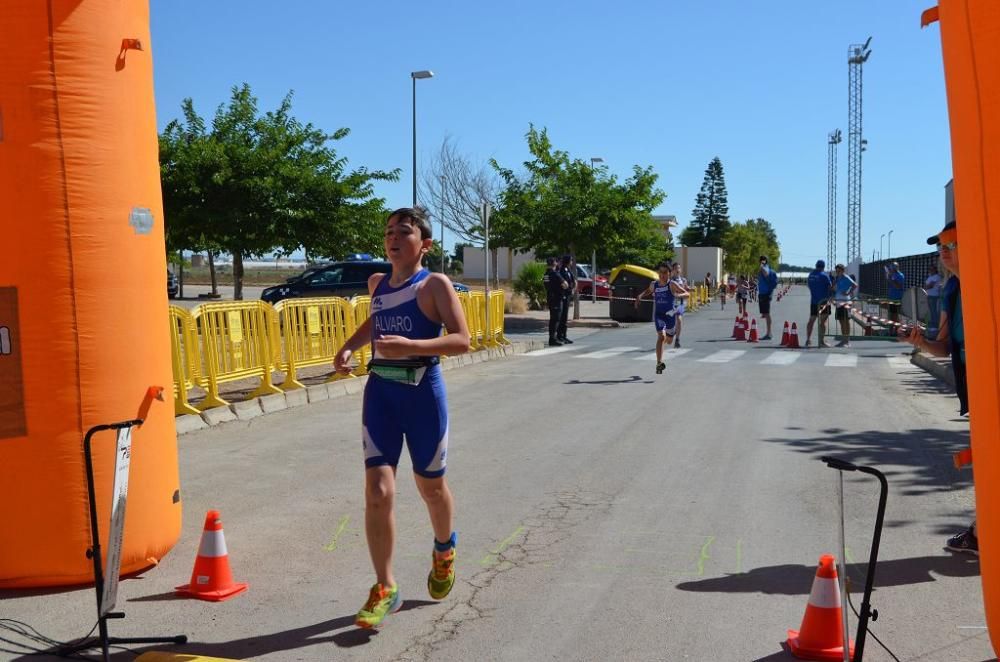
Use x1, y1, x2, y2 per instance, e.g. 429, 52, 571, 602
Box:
926, 0, 1000, 655
0, 1, 181, 587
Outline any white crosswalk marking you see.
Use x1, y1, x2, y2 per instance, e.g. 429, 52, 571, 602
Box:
699, 350, 746, 363
577, 346, 642, 359
525, 345, 589, 357
825, 354, 858, 368
634, 349, 691, 361
760, 351, 801, 366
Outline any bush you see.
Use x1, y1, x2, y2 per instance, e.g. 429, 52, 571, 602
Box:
513, 262, 547, 310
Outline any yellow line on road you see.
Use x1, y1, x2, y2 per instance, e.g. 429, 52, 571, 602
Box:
697, 536, 716, 576
322, 515, 351, 552
480, 525, 526, 566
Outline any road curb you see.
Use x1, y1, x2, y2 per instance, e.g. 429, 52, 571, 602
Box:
180, 339, 545, 435
911, 351, 955, 387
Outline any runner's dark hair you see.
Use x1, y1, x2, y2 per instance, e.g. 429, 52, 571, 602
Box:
387, 207, 432, 240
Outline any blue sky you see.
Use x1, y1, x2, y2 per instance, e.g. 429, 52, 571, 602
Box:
151, 0, 952, 266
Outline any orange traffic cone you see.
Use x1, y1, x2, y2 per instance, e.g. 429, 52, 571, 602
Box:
954, 447, 973, 469
787, 555, 854, 661
176, 510, 248, 602
732, 316, 743, 340
747, 318, 759, 343
788, 322, 801, 349
780, 321, 790, 347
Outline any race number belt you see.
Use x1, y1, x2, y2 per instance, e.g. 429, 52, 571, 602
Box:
368, 357, 439, 386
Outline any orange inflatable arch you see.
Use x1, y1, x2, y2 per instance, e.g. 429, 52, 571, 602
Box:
0, 1, 181, 587
927, 0, 1000, 654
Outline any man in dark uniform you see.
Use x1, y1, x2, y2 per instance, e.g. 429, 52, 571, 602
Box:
543, 257, 568, 346
557, 255, 576, 344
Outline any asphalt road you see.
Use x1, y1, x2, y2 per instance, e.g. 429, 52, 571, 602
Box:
3, 288, 993, 661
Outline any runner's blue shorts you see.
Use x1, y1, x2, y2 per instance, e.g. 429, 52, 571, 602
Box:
654, 308, 677, 335
362, 365, 449, 478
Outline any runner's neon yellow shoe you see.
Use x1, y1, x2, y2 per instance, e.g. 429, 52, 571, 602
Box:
355, 583, 401, 629
428, 533, 457, 600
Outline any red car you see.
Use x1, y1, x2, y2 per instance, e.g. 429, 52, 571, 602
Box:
575, 265, 611, 299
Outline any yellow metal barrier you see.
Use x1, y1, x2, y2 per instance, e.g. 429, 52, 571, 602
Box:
275, 297, 357, 389
191, 301, 282, 409
488, 290, 510, 346
351, 295, 372, 375
171, 284, 509, 414
169, 305, 202, 416
469, 291, 487, 349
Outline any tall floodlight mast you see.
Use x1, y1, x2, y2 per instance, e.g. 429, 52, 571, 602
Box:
846, 37, 871, 265
828, 129, 842, 267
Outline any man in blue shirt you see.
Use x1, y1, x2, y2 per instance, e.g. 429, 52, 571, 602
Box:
832, 265, 858, 347
757, 255, 778, 340
885, 262, 906, 322
805, 260, 833, 347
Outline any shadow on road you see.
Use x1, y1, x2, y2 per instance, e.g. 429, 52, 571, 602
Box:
565, 375, 654, 385
675, 554, 979, 595
10, 601, 439, 661
767, 426, 971, 496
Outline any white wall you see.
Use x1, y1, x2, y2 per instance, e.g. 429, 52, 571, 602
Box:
676, 247, 724, 285
462, 247, 537, 280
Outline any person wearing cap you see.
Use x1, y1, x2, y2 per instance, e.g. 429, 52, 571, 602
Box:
884, 261, 906, 323
542, 257, 568, 346
805, 260, 833, 347
900, 221, 974, 553
556, 255, 577, 344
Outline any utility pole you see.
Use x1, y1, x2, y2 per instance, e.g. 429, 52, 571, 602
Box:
846, 38, 872, 266
827, 129, 841, 268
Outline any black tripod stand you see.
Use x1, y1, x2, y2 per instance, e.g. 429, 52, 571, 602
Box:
58, 420, 186, 661
820, 456, 889, 662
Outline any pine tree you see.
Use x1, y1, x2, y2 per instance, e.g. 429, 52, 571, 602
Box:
681, 157, 730, 247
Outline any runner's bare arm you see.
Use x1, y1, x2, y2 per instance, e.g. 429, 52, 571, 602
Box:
334, 273, 384, 372
634, 283, 654, 307
376, 273, 471, 358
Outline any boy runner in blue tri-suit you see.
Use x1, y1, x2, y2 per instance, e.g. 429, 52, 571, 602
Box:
335, 207, 471, 628
634, 262, 679, 375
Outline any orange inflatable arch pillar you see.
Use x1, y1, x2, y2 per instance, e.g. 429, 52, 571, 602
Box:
0, 1, 181, 587
925, 0, 1000, 654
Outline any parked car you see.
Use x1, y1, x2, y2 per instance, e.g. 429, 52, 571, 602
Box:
261, 259, 469, 304
574, 265, 610, 299
167, 270, 179, 299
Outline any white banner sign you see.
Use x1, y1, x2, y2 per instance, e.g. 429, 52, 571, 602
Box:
100, 426, 133, 616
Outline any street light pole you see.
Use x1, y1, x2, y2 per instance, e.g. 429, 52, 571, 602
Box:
589, 157, 604, 305
879, 233, 885, 261
887, 230, 893, 259
410, 70, 434, 207
439, 175, 447, 273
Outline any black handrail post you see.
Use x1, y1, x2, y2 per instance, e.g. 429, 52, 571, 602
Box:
58, 419, 187, 661
820, 457, 889, 662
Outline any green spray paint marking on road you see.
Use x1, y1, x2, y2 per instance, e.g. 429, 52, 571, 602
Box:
480, 525, 526, 566
845, 546, 856, 564
322, 515, 350, 552
697, 536, 716, 576
736, 539, 743, 573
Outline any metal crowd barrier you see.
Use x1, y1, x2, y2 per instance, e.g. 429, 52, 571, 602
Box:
275, 297, 358, 389
171, 290, 505, 413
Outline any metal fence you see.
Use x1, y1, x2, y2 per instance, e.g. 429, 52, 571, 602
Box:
859, 251, 939, 298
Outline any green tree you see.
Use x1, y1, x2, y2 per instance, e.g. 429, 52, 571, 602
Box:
722, 218, 781, 276
680, 157, 730, 247
491, 125, 667, 270
159, 84, 399, 299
